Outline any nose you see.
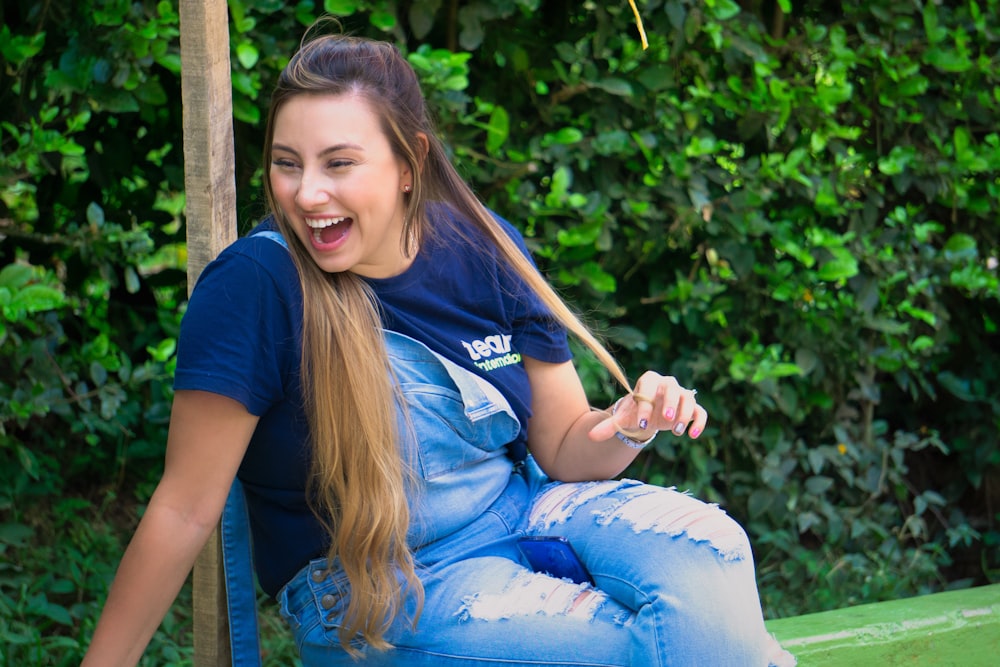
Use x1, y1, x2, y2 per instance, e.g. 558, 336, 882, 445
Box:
294, 168, 331, 209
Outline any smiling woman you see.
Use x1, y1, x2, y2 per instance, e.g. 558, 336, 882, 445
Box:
80, 27, 795, 667
268, 94, 417, 278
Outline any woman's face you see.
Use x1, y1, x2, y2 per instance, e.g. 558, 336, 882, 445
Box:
269, 93, 414, 278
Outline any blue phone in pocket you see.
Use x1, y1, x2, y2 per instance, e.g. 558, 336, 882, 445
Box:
517, 536, 593, 585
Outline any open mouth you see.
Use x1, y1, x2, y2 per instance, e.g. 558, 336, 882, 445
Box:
306, 216, 352, 246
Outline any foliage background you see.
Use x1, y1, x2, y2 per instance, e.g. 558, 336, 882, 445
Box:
1, 0, 998, 663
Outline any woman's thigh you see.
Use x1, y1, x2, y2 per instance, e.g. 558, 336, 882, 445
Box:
279, 472, 793, 666
281, 554, 633, 667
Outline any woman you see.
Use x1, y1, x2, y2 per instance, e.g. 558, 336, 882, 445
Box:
83, 31, 794, 666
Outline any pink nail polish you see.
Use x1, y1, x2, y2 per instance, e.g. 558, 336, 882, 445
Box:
665, 407, 675, 420
690, 427, 701, 438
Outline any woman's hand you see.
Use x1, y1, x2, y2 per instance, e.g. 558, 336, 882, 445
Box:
588, 371, 707, 444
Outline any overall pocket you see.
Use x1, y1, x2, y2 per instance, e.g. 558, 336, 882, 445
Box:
279, 558, 368, 654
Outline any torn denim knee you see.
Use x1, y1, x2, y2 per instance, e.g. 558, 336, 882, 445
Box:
528, 480, 750, 561
455, 569, 620, 623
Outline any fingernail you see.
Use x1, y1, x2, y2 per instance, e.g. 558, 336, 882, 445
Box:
665, 407, 675, 420
689, 427, 701, 438
673, 423, 687, 436
639, 419, 648, 430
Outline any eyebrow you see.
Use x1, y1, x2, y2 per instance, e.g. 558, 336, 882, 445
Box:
270, 142, 364, 157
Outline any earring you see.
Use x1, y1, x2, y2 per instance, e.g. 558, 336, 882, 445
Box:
402, 184, 412, 193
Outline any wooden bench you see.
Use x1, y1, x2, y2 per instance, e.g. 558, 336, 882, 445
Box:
765, 583, 1000, 666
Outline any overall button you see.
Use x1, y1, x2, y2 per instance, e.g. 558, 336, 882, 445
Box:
320, 593, 337, 609
311, 569, 326, 583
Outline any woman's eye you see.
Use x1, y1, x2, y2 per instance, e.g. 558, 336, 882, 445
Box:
272, 159, 298, 169
328, 159, 352, 169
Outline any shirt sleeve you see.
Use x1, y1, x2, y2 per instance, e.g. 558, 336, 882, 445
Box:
173, 239, 300, 416
494, 215, 573, 364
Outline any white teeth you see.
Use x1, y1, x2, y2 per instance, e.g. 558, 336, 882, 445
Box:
306, 217, 347, 244
305, 216, 346, 229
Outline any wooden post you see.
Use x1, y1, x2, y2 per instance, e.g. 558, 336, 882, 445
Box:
179, 1, 237, 666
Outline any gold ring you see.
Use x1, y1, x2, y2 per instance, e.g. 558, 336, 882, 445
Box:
631, 392, 655, 405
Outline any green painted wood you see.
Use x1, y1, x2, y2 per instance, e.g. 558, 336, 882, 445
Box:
765, 584, 1000, 666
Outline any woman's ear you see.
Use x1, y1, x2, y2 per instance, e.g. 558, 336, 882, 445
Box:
415, 132, 430, 170
400, 133, 430, 187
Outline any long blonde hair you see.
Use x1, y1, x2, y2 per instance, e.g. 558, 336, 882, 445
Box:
262, 32, 630, 654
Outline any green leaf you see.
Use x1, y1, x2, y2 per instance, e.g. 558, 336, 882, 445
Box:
234, 17, 256, 33
441, 74, 469, 91
942, 233, 977, 262
576, 261, 616, 293
233, 95, 261, 124
124, 266, 141, 294
877, 145, 914, 175
556, 223, 601, 247
0, 522, 34, 546
486, 105, 510, 155
708, 0, 742, 21
805, 476, 834, 495
10, 285, 65, 313
863, 317, 909, 334
0, 264, 33, 290
594, 78, 633, 97
147, 338, 177, 363
817, 251, 859, 281
748, 489, 776, 518
370, 11, 397, 31
409, 0, 442, 39
909, 335, 935, 353
544, 127, 584, 145
937, 371, 977, 401
895, 75, 929, 98
324, 0, 359, 14
236, 41, 259, 69
954, 126, 972, 159
16, 445, 41, 480
90, 361, 108, 387
924, 46, 973, 73
0, 26, 46, 65
39, 601, 73, 626
87, 201, 105, 227
751, 362, 802, 382
900, 302, 936, 327
922, 2, 947, 44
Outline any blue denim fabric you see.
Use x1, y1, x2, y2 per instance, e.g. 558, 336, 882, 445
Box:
221, 478, 262, 666
272, 331, 795, 667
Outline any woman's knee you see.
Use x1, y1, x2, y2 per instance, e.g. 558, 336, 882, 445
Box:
530, 480, 753, 562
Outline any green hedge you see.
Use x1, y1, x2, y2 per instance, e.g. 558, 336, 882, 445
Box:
1, 0, 998, 662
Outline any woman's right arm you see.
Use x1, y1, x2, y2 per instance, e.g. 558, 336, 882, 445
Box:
81, 389, 259, 667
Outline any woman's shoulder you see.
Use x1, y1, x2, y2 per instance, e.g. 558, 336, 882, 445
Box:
233, 218, 293, 258
202, 220, 297, 281
425, 203, 529, 259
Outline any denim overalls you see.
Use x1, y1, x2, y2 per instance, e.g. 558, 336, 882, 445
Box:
222, 232, 795, 666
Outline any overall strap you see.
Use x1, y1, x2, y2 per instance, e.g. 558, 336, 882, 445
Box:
252, 229, 288, 248
218, 229, 285, 667
221, 479, 262, 666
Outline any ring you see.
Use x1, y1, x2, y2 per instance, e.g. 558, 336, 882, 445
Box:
631, 392, 655, 405
691, 389, 698, 396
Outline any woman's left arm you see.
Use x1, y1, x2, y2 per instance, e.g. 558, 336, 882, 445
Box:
524, 356, 707, 482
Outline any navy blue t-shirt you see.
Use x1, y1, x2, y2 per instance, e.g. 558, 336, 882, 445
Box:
173, 208, 571, 596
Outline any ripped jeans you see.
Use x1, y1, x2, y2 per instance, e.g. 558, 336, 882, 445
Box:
277, 332, 795, 666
